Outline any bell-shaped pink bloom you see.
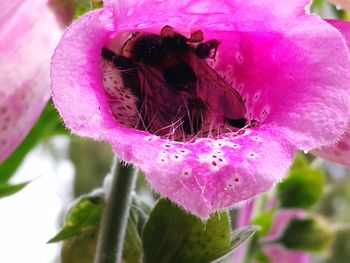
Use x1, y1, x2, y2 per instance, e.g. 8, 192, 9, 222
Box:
0, 0, 62, 162
234, 203, 310, 263
260, 210, 310, 263
312, 20, 350, 168
51, 0, 350, 218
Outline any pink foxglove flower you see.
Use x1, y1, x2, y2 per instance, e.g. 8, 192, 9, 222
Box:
312, 20, 350, 168
234, 203, 310, 263
51, 0, 350, 218
260, 210, 310, 263
0, 0, 61, 162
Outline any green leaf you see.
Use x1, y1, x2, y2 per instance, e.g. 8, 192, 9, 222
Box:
142, 199, 232, 263
0, 101, 69, 183
230, 225, 259, 250
0, 181, 29, 198
279, 216, 334, 253
92, 0, 103, 9
123, 208, 142, 263
254, 248, 271, 263
48, 194, 104, 243
52, 192, 142, 262
277, 156, 325, 209
61, 228, 98, 263
252, 210, 274, 236
290, 153, 308, 170
73, 0, 103, 19
310, 0, 324, 13
73, 0, 92, 18
211, 225, 259, 262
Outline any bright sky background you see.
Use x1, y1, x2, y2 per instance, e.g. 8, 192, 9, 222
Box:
0, 137, 74, 263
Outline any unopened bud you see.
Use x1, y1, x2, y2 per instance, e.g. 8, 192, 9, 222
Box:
279, 216, 334, 253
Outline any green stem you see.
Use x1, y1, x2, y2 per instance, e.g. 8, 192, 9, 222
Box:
94, 160, 138, 263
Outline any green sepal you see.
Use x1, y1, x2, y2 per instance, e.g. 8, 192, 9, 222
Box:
51, 192, 143, 263
211, 225, 259, 262
279, 216, 334, 253
277, 155, 325, 209
142, 198, 242, 263
0, 181, 29, 198
61, 228, 98, 263
252, 210, 275, 236
48, 193, 104, 243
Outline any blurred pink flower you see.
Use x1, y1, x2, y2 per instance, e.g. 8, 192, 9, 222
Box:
312, 20, 350, 168
234, 203, 310, 263
260, 210, 310, 263
0, 0, 62, 162
51, 0, 350, 218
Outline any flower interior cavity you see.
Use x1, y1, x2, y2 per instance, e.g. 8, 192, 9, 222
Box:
51, 0, 350, 218
100, 25, 257, 143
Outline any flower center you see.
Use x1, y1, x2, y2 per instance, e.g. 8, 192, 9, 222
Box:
100, 25, 254, 142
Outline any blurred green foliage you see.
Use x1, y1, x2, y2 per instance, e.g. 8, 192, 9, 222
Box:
279, 217, 334, 253
69, 137, 113, 196
0, 101, 68, 184
277, 154, 325, 209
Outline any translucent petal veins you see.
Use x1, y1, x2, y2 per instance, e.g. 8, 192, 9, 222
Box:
51, 1, 350, 218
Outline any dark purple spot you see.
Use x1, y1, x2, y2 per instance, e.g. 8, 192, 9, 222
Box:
237, 130, 245, 135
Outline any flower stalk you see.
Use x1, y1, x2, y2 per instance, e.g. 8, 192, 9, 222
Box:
94, 160, 138, 263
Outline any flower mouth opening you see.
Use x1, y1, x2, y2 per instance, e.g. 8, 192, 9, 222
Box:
100, 25, 256, 142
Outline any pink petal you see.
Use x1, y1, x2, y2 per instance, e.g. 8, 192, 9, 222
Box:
312, 20, 350, 168
234, 203, 310, 263
262, 245, 310, 263
0, 0, 62, 162
51, 1, 350, 218
261, 210, 310, 263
